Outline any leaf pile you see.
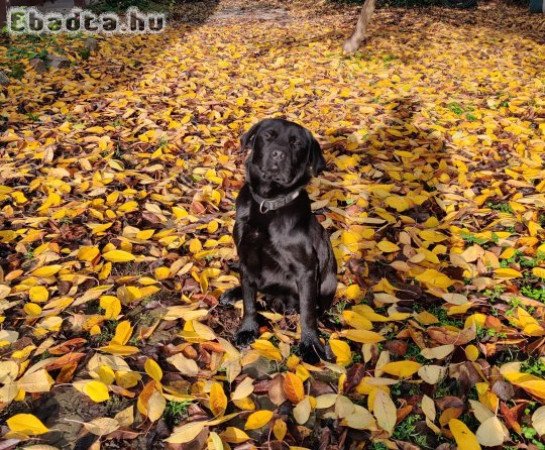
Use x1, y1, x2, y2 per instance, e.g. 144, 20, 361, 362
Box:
1, 1, 545, 449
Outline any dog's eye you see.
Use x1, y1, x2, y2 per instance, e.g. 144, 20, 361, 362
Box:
289, 136, 301, 147
262, 130, 276, 140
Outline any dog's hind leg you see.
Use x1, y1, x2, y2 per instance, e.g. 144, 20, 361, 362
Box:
219, 286, 242, 306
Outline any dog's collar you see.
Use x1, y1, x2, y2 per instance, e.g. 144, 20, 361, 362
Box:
249, 187, 301, 214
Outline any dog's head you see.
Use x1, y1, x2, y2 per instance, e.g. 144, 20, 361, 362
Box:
241, 118, 326, 197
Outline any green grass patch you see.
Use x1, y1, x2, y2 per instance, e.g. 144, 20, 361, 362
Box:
521, 358, 545, 377
392, 414, 428, 447
487, 201, 514, 214
163, 400, 191, 427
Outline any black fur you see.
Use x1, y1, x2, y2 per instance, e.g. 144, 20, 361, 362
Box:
221, 118, 337, 364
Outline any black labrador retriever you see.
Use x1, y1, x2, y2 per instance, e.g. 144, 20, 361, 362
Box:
221, 118, 337, 363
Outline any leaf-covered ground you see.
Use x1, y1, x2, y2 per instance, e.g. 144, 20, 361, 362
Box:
1, 1, 545, 449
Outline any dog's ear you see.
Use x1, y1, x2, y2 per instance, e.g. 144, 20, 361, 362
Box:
307, 133, 326, 176
240, 121, 263, 150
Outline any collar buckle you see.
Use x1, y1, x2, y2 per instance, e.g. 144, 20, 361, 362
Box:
259, 201, 269, 214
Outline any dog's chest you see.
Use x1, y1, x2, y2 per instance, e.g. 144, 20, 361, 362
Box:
238, 220, 290, 274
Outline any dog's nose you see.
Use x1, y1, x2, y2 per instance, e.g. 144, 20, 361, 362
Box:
271, 149, 285, 160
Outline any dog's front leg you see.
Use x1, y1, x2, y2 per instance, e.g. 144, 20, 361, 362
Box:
235, 272, 259, 347
298, 266, 327, 364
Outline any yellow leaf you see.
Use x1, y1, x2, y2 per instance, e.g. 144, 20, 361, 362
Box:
86, 126, 105, 133
0, 285, 11, 300
373, 390, 396, 435
167, 353, 199, 376
272, 419, 287, 441
315, 394, 338, 409
377, 240, 400, 253
245, 410, 274, 430
116, 371, 142, 388
231, 376, 255, 401
465, 345, 479, 362
283, 372, 305, 404
103, 250, 136, 263
251, 340, 283, 361
88, 222, 113, 235
421, 344, 455, 360
343, 404, 375, 430
385, 195, 411, 212
147, 390, 166, 422
500, 247, 517, 260
172, 207, 188, 219
17, 368, 54, 393
207, 431, 223, 450
145, 358, 163, 382
83, 417, 120, 436
533, 267, 545, 279
136, 229, 155, 240
461, 245, 484, 263
415, 269, 454, 289
155, 266, 170, 280
165, 421, 207, 444
528, 221, 541, 237
345, 284, 363, 301
502, 372, 545, 400
443, 293, 469, 305
494, 268, 522, 279
210, 381, 228, 417
29, 286, 49, 303
420, 230, 448, 243
449, 418, 481, 450
233, 397, 256, 411
342, 310, 373, 330
99, 343, 139, 356
448, 302, 474, 316
415, 311, 439, 325
341, 230, 360, 252
207, 220, 219, 233
329, 338, 352, 366
95, 365, 115, 385
476, 416, 508, 446
76, 380, 110, 402
78, 246, 100, 262
342, 329, 385, 344
24, 303, 42, 317
189, 238, 202, 253
293, 397, 312, 425
7, 413, 49, 435
380, 361, 421, 378
532, 406, 545, 436
221, 427, 250, 444
99, 295, 121, 319
32, 265, 62, 277
112, 320, 133, 345
58, 121, 72, 133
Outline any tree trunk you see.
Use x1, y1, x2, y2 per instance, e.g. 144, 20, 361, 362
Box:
343, 0, 376, 54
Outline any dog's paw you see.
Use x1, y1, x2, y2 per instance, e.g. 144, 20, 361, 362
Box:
219, 286, 241, 307
235, 321, 259, 347
235, 329, 258, 347
299, 334, 327, 365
